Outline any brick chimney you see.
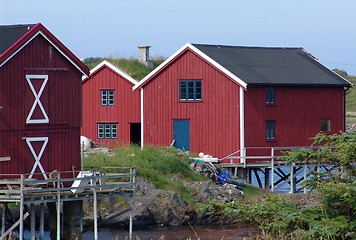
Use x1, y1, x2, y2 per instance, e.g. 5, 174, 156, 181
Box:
138, 45, 153, 68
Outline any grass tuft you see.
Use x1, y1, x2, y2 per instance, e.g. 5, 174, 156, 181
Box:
84, 145, 206, 206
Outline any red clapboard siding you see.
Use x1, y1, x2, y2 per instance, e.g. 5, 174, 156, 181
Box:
0, 32, 84, 176
244, 86, 345, 158
82, 65, 140, 147
143, 49, 241, 158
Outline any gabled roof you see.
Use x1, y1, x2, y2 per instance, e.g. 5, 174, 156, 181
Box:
133, 43, 247, 90
82, 60, 138, 85
0, 23, 89, 76
133, 43, 352, 90
193, 44, 351, 87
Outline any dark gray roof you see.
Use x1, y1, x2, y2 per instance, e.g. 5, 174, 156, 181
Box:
192, 44, 351, 87
0, 24, 35, 55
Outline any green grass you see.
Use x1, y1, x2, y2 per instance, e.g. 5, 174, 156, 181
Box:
83, 57, 164, 81
346, 80, 356, 113
333, 69, 356, 113
84, 145, 206, 206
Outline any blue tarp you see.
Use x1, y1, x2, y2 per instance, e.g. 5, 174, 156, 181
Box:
218, 171, 231, 185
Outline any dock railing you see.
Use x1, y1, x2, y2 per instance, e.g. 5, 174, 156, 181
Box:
0, 167, 136, 203
0, 167, 136, 240
220, 146, 334, 193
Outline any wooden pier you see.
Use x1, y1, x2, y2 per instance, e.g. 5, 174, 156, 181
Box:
219, 146, 334, 193
0, 167, 136, 240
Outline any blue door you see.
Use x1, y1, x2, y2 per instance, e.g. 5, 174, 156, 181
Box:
173, 120, 190, 151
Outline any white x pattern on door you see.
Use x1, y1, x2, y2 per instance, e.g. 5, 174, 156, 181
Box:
26, 75, 49, 124
26, 137, 48, 179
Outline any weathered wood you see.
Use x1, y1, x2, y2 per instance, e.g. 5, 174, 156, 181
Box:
63, 201, 83, 240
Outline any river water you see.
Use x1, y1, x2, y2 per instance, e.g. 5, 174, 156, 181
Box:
15, 225, 251, 240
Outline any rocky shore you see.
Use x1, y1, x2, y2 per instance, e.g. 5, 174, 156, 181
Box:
83, 177, 244, 229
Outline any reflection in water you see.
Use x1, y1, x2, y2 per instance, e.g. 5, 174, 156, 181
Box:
83, 225, 251, 240
16, 225, 251, 240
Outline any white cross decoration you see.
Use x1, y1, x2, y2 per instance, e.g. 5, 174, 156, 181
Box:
26, 137, 49, 179
26, 75, 49, 124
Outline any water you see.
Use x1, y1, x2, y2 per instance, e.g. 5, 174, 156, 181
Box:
84, 225, 250, 240
249, 164, 323, 192
14, 225, 251, 240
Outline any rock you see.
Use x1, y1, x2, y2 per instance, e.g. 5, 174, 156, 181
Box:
346, 123, 356, 132
83, 177, 243, 229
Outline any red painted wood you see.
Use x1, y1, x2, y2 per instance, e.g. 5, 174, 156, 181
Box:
0, 34, 83, 175
143, 50, 241, 158
142, 48, 347, 160
81, 65, 140, 147
244, 86, 345, 161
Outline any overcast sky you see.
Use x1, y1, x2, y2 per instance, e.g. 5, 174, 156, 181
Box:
1, 0, 356, 75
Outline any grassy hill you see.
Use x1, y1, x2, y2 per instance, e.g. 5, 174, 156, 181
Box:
83, 57, 164, 81
333, 69, 356, 123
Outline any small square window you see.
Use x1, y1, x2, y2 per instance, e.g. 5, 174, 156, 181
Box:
320, 119, 330, 132
97, 123, 118, 139
266, 87, 275, 104
179, 80, 202, 101
266, 120, 276, 140
101, 90, 114, 106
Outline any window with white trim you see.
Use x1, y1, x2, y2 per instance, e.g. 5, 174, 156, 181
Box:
101, 90, 114, 106
98, 123, 118, 139
179, 80, 202, 101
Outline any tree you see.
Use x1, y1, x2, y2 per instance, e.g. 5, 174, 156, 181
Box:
283, 132, 356, 220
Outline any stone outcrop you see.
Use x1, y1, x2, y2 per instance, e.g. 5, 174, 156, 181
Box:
83, 177, 244, 229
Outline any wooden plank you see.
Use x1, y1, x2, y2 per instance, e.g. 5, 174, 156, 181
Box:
0, 157, 10, 162
0, 212, 29, 240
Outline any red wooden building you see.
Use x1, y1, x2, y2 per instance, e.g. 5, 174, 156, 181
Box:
133, 43, 352, 161
0, 23, 89, 177
82, 60, 141, 147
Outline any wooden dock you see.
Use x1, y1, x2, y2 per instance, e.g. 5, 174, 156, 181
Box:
218, 146, 335, 193
0, 167, 136, 240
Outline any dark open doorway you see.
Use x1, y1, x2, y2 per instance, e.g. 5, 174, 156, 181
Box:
130, 123, 141, 145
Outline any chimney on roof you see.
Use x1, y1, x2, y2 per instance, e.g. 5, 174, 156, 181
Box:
138, 45, 153, 68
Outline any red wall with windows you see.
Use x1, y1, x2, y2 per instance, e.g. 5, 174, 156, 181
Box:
82, 65, 140, 147
244, 86, 345, 159
142, 49, 241, 158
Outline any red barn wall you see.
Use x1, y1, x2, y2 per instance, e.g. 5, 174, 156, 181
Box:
244, 86, 345, 158
0, 34, 82, 175
143, 50, 241, 158
81, 66, 140, 147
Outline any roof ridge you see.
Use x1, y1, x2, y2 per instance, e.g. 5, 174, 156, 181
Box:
191, 43, 303, 50
0, 24, 36, 28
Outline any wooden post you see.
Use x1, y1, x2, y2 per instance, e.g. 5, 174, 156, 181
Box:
56, 173, 61, 240
47, 202, 57, 240
40, 204, 45, 240
303, 161, 307, 194
30, 204, 36, 239
63, 201, 83, 240
271, 148, 275, 192
264, 168, 270, 190
129, 168, 136, 240
93, 176, 98, 240
1, 204, 5, 236
19, 174, 24, 240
